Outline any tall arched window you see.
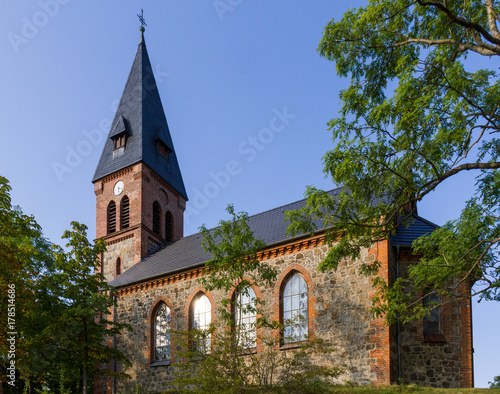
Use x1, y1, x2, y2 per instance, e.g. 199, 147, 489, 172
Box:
153, 201, 161, 236
154, 303, 171, 361
423, 291, 441, 335
281, 273, 308, 344
191, 294, 211, 353
165, 211, 173, 242
121, 196, 130, 229
107, 201, 116, 234
234, 286, 257, 348
115, 257, 121, 276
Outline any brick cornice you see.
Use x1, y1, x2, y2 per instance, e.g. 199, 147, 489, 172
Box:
95, 165, 136, 185
99, 225, 139, 244
115, 234, 327, 297
257, 234, 325, 261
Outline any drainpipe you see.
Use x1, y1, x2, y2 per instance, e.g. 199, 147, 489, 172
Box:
113, 294, 117, 394
396, 245, 402, 383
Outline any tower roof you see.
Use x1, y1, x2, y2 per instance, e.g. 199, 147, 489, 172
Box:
92, 30, 187, 200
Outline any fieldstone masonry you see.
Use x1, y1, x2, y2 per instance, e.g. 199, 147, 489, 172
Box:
102, 236, 470, 392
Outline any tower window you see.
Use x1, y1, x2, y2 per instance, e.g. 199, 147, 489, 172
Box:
121, 196, 130, 229
108, 201, 116, 234
153, 202, 161, 236
116, 257, 121, 276
165, 211, 173, 242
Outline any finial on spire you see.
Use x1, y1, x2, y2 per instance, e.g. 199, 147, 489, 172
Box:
137, 8, 147, 32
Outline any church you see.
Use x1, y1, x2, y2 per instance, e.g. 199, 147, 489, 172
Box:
92, 27, 474, 392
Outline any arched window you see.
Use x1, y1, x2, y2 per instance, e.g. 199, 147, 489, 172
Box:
423, 291, 441, 335
153, 201, 161, 236
121, 196, 130, 229
281, 273, 308, 344
165, 211, 173, 242
107, 201, 116, 234
191, 294, 211, 353
233, 286, 257, 348
115, 257, 121, 276
154, 303, 172, 361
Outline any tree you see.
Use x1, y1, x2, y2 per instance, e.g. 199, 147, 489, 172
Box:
0, 177, 131, 393
490, 375, 500, 388
0, 176, 55, 392
44, 222, 131, 393
286, 0, 500, 322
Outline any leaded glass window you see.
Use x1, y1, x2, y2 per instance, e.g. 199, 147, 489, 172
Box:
192, 294, 211, 353
423, 291, 441, 335
154, 303, 171, 361
234, 286, 257, 348
282, 273, 308, 343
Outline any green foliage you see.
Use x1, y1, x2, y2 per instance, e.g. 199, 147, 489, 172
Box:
491, 375, 500, 389
0, 177, 131, 393
171, 327, 343, 394
199, 205, 277, 326
287, 0, 500, 322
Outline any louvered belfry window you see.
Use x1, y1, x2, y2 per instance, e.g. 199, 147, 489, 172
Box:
153, 202, 161, 235
165, 211, 173, 242
121, 196, 130, 229
108, 201, 116, 234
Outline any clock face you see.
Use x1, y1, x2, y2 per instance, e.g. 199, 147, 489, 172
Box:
113, 181, 124, 196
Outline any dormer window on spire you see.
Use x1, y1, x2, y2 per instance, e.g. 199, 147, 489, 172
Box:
114, 134, 126, 150
158, 141, 171, 162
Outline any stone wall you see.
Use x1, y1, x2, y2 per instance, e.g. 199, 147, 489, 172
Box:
397, 248, 473, 388
106, 241, 473, 392
112, 240, 391, 392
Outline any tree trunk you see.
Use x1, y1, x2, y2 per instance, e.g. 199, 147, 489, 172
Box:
83, 320, 88, 394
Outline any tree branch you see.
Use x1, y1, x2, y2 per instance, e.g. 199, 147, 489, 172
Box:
417, 0, 500, 47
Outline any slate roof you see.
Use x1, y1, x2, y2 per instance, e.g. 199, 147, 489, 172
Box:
92, 31, 187, 200
391, 214, 439, 246
109, 188, 436, 289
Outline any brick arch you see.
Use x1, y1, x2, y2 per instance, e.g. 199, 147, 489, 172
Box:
146, 296, 176, 364
227, 277, 264, 308
272, 264, 316, 343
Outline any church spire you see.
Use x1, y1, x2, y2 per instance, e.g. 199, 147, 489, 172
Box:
93, 25, 187, 200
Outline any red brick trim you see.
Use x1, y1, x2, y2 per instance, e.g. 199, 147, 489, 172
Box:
105, 232, 135, 245
146, 296, 176, 365
116, 267, 206, 296
272, 264, 315, 345
257, 235, 325, 262
95, 165, 134, 184
368, 240, 391, 385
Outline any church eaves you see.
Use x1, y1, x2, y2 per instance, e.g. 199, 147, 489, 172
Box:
92, 30, 187, 200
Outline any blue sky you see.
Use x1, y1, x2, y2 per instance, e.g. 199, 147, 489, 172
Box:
1, 1, 498, 388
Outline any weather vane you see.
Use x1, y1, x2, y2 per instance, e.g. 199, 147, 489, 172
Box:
137, 8, 147, 31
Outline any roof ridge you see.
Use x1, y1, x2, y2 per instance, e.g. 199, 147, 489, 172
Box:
412, 213, 440, 229
141, 186, 343, 261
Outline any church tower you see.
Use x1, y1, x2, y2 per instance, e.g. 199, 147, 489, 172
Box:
93, 27, 188, 283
